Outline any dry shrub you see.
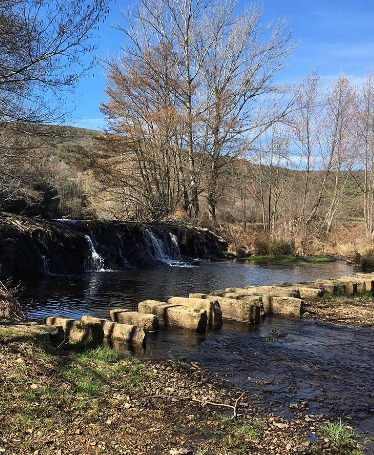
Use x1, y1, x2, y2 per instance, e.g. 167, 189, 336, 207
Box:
0, 281, 25, 321
328, 222, 369, 257
359, 249, 374, 271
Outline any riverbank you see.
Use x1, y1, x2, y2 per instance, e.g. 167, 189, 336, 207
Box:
1, 286, 372, 454
0, 329, 366, 455
305, 293, 374, 327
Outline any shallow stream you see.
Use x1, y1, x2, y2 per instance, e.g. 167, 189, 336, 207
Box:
20, 260, 374, 447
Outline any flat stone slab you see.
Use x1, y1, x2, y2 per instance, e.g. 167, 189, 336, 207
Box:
0, 322, 60, 342
212, 296, 262, 323
138, 299, 207, 332
109, 309, 159, 331
167, 296, 222, 329
270, 296, 305, 317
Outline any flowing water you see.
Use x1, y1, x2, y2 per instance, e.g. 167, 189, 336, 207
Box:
20, 260, 374, 447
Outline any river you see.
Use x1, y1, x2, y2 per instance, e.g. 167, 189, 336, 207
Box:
20, 260, 374, 449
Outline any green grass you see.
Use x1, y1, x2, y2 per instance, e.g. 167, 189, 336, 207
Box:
59, 346, 148, 399
245, 255, 335, 265
208, 417, 265, 454
318, 420, 364, 455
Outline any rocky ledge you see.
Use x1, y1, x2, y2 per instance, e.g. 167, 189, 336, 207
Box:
0, 213, 228, 279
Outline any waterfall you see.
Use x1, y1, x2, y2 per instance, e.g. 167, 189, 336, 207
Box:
145, 229, 195, 267
169, 233, 181, 259
84, 235, 105, 271
41, 255, 51, 275
146, 229, 170, 263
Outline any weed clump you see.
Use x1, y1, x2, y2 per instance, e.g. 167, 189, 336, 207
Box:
359, 249, 374, 271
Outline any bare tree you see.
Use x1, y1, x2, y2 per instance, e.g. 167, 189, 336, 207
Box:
0, 0, 110, 123
102, 0, 294, 221
288, 73, 358, 252
0, 0, 110, 212
248, 125, 292, 232
356, 75, 374, 242
321, 76, 358, 232
198, 1, 293, 221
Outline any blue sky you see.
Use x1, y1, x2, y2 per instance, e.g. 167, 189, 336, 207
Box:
69, 0, 374, 131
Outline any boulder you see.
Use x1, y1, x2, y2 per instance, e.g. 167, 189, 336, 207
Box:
109, 309, 159, 331
212, 296, 262, 323
111, 323, 146, 345
138, 299, 207, 332
291, 286, 324, 298
80, 314, 146, 345
138, 300, 171, 326
188, 293, 208, 299
81, 315, 115, 338
45, 316, 104, 347
270, 296, 305, 317
167, 296, 222, 329
0, 322, 61, 342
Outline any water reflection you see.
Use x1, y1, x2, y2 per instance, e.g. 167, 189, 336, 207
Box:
21, 260, 354, 320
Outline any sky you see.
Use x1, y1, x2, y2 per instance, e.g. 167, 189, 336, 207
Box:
69, 0, 374, 131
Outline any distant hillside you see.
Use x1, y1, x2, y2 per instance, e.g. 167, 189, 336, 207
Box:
0, 121, 365, 249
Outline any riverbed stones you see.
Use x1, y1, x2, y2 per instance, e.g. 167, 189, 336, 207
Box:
311, 273, 374, 296
138, 299, 208, 332
211, 296, 262, 323
45, 316, 104, 347
270, 296, 306, 317
166, 297, 223, 329
46, 315, 146, 346
109, 309, 159, 331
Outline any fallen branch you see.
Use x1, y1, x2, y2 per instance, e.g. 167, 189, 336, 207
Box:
146, 391, 246, 420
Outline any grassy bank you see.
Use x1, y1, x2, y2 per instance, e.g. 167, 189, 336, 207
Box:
0, 328, 365, 455
238, 255, 336, 265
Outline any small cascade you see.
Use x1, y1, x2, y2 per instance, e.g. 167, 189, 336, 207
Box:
41, 255, 51, 275
145, 229, 196, 267
169, 233, 181, 259
146, 229, 171, 263
84, 235, 105, 271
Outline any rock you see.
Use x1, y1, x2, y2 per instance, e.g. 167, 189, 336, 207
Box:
0, 322, 60, 342
169, 449, 193, 455
109, 309, 159, 331
0, 214, 228, 279
138, 300, 207, 332
45, 316, 104, 347
220, 285, 300, 315
291, 286, 324, 298
81, 315, 115, 338
188, 293, 208, 299
110, 323, 146, 345
212, 296, 262, 323
270, 296, 305, 317
167, 296, 223, 329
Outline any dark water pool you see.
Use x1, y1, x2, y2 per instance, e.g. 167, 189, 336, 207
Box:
21, 260, 353, 320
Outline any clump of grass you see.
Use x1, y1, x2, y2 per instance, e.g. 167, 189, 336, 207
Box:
247, 254, 334, 265
216, 417, 265, 454
319, 419, 364, 455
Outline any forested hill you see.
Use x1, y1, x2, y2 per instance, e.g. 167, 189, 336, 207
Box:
0, 122, 366, 257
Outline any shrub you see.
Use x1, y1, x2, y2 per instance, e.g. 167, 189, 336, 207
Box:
360, 249, 374, 272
